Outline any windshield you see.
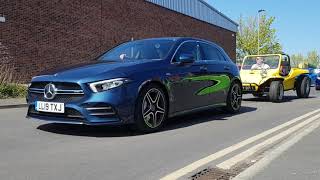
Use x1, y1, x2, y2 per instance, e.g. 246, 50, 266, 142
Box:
242, 55, 280, 70
99, 39, 176, 61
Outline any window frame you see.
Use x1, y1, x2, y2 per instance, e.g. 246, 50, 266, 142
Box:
198, 41, 227, 62
99, 39, 176, 61
171, 40, 201, 64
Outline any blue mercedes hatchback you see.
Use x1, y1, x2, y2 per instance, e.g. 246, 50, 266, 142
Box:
27, 37, 242, 132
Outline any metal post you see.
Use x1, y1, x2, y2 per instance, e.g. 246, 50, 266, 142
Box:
258, 9, 265, 55
258, 14, 260, 55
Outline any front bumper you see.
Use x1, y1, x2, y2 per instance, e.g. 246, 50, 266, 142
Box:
26, 82, 137, 125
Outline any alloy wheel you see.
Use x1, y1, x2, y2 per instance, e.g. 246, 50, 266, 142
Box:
231, 84, 242, 110
142, 88, 166, 128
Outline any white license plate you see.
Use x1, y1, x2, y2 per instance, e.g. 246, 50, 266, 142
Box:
243, 86, 254, 91
35, 101, 65, 113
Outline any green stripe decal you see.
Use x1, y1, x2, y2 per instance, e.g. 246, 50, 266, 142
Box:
186, 75, 231, 95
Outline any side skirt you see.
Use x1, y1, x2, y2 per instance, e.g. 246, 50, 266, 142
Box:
168, 103, 226, 118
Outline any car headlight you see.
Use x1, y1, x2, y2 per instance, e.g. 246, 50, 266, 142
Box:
89, 78, 130, 93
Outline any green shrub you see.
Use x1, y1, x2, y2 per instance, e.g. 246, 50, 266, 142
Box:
0, 84, 27, 99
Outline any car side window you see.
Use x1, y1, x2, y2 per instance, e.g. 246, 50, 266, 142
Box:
174, 42, 198, 62
200, 43, 225, 61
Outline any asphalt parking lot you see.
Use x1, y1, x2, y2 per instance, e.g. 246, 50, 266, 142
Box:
1, 89, 320, 180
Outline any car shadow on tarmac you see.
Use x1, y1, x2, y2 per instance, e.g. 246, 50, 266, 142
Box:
37, 106, 257, 137
243, 95, 317, 103
163, 106, 256, 131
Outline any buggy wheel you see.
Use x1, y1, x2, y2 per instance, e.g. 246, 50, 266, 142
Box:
296, 76, 311, 98
269, 81, 284, 103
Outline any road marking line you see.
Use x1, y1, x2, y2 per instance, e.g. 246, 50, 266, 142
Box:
160, 109, 320, 180
217, 113, 320, 170
233, 118, 320, 180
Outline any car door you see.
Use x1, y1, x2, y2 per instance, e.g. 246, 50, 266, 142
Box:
198, 42, 231, 105
167, 41, 210, 113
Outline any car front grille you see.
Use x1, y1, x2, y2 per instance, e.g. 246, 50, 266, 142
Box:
28, 82, 85, 103
28, 93, 84, 103
30, 82, 82, 90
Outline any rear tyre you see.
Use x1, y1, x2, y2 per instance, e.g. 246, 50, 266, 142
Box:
269, 81, 284, 103
225, 82, 242, 113
296, 76, 311, 98
133, 84, 167, 133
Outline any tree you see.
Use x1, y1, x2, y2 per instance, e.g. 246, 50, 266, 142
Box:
291, 54, 305, 68
291, 50, 320, 68
237, 14, 282, 61
306, 50, 320, 68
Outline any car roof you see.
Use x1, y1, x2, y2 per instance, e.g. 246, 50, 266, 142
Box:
134, 37, 214, 43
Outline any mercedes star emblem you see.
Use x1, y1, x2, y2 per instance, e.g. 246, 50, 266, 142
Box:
44, 83, 56, 100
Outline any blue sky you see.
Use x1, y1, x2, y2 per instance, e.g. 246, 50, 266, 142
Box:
205, 0, 319, 56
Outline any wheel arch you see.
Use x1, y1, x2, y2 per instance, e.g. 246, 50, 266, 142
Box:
230, 76, 242, 88
137, 79, 170, 112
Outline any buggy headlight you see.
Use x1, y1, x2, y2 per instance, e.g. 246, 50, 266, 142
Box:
89, 78, 130, 93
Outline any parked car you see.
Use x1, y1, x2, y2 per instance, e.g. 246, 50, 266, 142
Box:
315, 70, 320, 90
27, 37, 242, 132
240, 54, 311, 102
307, 68, 317, 86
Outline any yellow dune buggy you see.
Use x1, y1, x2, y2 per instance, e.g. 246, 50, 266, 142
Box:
240, 54, 311, 102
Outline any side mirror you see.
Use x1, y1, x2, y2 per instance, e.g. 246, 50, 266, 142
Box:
178, 53, 195, 64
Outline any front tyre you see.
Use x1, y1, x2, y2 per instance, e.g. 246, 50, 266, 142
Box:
134, 84, 167, 133
269, 81, 284, 103
225, 82, 242, 113
296, 76, 311, 98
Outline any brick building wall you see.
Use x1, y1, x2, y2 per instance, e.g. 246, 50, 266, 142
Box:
0, 0, 236, 82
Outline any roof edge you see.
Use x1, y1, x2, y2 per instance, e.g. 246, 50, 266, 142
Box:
198, 0, 239, 26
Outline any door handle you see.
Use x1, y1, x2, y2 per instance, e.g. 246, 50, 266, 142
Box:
224, 66, 230, 71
